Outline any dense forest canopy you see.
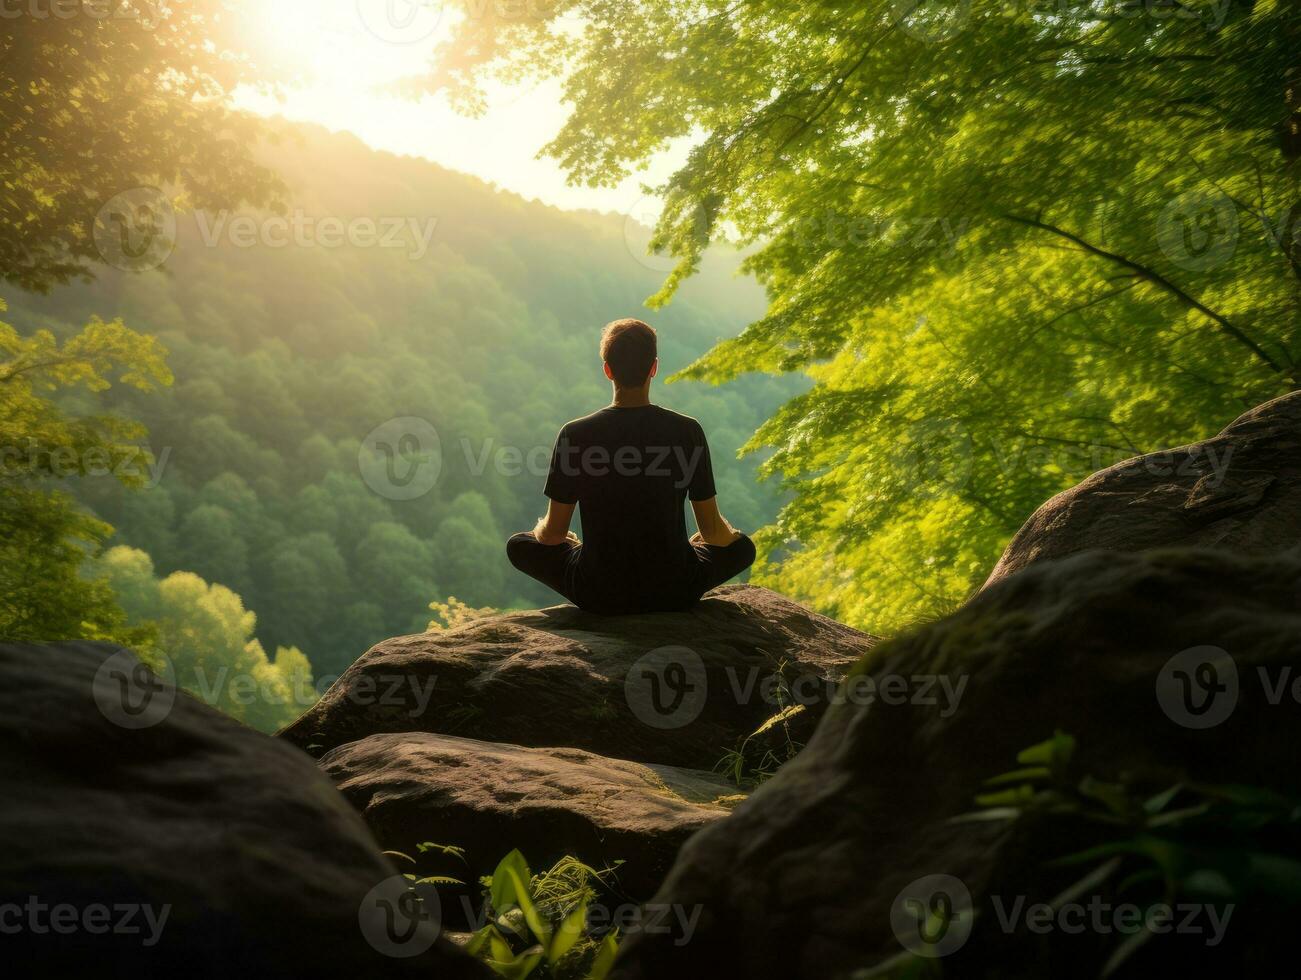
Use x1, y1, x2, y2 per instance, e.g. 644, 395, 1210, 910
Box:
4, 121, 794, 684
423, 0, 1300, 630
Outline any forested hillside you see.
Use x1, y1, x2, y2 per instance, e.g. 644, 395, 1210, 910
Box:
6, 122, 794, 678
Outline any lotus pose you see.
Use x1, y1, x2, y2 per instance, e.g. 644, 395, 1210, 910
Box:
507, 318, 756, 614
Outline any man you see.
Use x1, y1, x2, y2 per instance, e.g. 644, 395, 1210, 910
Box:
506, 318, 756, 614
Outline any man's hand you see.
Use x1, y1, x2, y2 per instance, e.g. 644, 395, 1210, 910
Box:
690, 497, 744, 547
532, 500, 578, 546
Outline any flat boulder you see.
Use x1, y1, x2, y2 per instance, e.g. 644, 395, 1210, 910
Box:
321, 732, 739, 902
281, 585, 874, 770
0, 641, 484, 978
984, 390, 1301, 589
612, 547, 1301, 979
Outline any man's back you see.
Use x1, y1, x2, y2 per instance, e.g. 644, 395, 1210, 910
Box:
543, 405, 715, 612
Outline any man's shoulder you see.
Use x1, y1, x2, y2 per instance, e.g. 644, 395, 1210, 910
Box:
557, 405, 705, 440
651, 405, 703, 428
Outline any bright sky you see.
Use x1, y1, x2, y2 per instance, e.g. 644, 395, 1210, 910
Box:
232, 0, 683, 222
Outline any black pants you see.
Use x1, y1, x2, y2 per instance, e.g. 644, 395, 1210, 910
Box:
506, 532, 756, 614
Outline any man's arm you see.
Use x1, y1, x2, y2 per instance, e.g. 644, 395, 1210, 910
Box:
690, 496, 743, 546
533, 499, 578, 546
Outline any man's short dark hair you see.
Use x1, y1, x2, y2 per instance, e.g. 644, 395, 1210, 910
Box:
600, 318, 658, 387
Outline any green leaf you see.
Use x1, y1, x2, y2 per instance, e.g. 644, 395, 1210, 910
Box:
486, 947, 544, 980
1016, 731, 1074, 770
505, 863, 551, 946
1142, 784, 1182, 815
982, 766, 1051, 786
586, 933, 620, 980
490, 850, 532, 913
548, 896, 588, 963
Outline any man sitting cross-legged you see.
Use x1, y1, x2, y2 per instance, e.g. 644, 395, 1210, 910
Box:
506, 317, 755, 614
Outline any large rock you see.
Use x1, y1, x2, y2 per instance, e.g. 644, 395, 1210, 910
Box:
321, 732, 738, 902
0, 641, 484, 978
984, 390, 1301, 589
282, 585, 874, 769
612, 548, 1301, 979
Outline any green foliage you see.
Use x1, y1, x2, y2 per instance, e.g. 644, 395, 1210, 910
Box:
97, 545, 318, 733
465, 850, 620, 980
954, 733, 1301, 976
0, 303, 170, 644
0, 0, 285, 293
715, 662, 806, 787
424, 0, 1301, 635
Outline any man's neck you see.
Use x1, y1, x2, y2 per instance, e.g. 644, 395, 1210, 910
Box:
611, 386, 652, 408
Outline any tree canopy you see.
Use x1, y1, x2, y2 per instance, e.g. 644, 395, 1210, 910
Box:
0, 0, 285, 292
425, 0, 1301, 629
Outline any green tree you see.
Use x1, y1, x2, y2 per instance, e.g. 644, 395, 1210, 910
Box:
427, 0, 1301, 631
0, 0, 285, 293
0, 307, 170, 641
98, 546, 317, 733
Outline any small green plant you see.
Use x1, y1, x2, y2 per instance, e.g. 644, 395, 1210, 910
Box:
464, 850, 620, 980
386, 844, 466, 888
715, 660, 806, 788
955, 732, 1301, 976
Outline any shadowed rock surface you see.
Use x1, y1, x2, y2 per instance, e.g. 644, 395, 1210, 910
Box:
984, 390, 1301, 589
612, 548, 1301, 979
321, 732, 739, 901
0, 641, 484, 979
281, 585, 875, 769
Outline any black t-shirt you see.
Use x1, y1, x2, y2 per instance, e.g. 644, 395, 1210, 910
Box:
543, 404, 716, 612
